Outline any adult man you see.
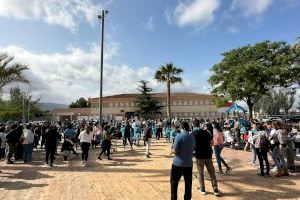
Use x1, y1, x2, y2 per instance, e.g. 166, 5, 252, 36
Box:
123, 121, 133, 150
143, 122, 152, 158
170, 121, 195, 200
5, 124, 20, 164
192, 119, 221, 196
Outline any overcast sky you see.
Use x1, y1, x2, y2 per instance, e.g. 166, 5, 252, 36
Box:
0, 0, 299, 104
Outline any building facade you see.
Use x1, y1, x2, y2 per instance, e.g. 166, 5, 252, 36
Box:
50, 93, 220, 121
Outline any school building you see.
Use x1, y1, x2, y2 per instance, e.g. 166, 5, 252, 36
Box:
50, 92, 220, 121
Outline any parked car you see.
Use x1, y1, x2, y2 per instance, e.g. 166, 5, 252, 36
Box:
289, 116, 300, 123
262, 117, 283, 123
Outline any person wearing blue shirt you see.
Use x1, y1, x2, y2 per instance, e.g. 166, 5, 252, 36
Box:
133, 124, 142, 146
165, 126, 171, 143
170, 121, 195, 200
64, 124, 76, 140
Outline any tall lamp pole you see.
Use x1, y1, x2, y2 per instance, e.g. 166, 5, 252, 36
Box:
98, 10, 108, 128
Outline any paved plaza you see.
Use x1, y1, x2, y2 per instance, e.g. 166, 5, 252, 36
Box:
0, 140, 299, 200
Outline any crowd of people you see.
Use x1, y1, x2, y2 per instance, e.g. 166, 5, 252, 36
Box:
0, 117, 299, 199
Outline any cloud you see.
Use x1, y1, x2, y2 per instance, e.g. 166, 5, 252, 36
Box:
143, 16, 154, 31
2, 42, 207, 104
0, 0, 107, 32
227, 26, 239, 34
166, 0, 220, 30
231, 0, 273, 17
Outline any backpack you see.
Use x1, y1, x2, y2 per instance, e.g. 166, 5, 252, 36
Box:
260, 135, 270, 150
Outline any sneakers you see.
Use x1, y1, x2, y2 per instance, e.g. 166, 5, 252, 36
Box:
44, 161, 48, 166
271, 166, 278, 173
197, 188, 206, 195
225, 167, 232, 174
216, 171, 224, 175
214, 189, 222, 196
48, 164, 53, 168
146, 155, 151, 158
97, 157, 102, 160
108, 157, 112, 160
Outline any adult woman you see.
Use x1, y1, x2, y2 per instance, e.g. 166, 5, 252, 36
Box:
270, 121, 288, 177
212, 122, 232, 174
78, 125, 93, 166
253, 124, 270, 176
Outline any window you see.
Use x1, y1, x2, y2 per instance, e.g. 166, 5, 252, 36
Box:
184, 101, 188, 106
103, 103, 109, 107
199, 100, 203, 105
117, 102, 120, 107
194, 101, 198, 105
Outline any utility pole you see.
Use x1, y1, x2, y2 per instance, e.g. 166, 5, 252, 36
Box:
98, 10, 108, 129
22, 95, 25, 123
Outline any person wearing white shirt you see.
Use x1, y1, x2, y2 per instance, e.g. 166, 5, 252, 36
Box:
78, 125, 93, 166
21, 124, 35, 163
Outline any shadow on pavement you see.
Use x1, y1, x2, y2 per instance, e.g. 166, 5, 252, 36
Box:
0, 181, 48, 190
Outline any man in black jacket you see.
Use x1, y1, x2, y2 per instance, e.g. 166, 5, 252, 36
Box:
44, 124, 61, 167
123, 121, 133, 150
6, 124, 20, 164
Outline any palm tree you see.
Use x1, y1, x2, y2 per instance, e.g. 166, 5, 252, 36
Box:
0, 53, 29, 93
295, 37, 300, 52
154, 63, 183, 120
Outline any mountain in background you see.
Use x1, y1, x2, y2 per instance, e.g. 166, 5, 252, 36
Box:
39, 103, 68, 111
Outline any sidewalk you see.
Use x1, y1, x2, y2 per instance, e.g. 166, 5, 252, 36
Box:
0, 140, 299, 200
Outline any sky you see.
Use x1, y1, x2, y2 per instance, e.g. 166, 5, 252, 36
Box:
0, 0, 299, 104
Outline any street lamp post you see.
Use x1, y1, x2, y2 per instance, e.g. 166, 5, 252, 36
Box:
98, 10, 108, 128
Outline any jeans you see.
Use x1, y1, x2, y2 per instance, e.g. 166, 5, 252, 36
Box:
170, 165, 192, 200
80, 142, 90, 161
123, 136, 132, 147
196, 158, 218, 190
146, 138, 151, 156
272, 145, 287, 170
251, 144, 256, 163
213, 145, 229, 172
22, 144, 33, 162
256, 148, 269, 175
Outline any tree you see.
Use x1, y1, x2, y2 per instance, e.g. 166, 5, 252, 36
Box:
209, 40, 300, 119
0, 87, 41, 121
154, 63, 183, 120
0, 53, 29, 94
69, 97, 91, 108
134, 80, 163, 119
253, 89, 295, 115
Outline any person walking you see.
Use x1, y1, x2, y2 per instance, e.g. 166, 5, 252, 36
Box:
123, 121, 133, 150
143, 122, 152, 158
192, 119, 221, 196
212, 122, 232, 175
78, 125, 93, 166
170, 121, 196, 200
21, 123, 35, 163
44, 124, 61, 168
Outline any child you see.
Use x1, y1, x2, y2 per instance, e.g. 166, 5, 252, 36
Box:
98, 134, 112, 160
61, 135, 78, 161
224, 127, 233, 147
